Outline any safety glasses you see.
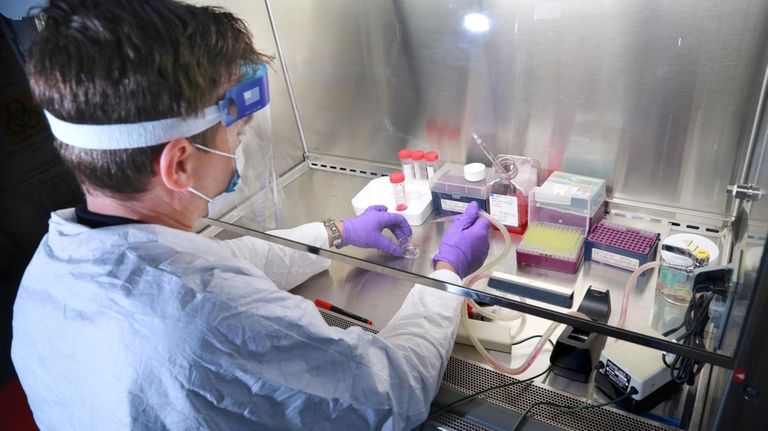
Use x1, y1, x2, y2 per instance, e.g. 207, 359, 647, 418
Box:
218, 63, 270, 127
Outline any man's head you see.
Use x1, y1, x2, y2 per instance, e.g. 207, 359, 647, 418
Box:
28, 0, 270, 199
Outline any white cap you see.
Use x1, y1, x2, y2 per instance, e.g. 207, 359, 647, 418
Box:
463, 163, 487, 182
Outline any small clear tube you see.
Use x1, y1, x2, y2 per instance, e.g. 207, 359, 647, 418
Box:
399, 236, 421, 259
411, 150, 427, 180
398, 149, 414, 181
390, 172, 407, 211
425, 151, 439, 179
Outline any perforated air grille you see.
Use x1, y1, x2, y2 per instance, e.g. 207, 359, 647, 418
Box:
441, 359, 672, 431
318, 309, 674, 431
429, 412, 493, 431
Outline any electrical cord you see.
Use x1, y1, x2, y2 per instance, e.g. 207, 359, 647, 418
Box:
510, 388, 638, 431
426, 366, 552, 420
661, 290, 715, 384
511, 335, 556, 350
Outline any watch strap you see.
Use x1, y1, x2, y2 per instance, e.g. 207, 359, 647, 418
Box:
323, 218, 343, 248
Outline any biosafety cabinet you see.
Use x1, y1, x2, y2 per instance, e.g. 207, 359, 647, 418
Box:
198, 1, 768, 430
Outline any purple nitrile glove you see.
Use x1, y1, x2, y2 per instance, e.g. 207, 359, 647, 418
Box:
340, 205, 413, 256
433, 201, 491, 278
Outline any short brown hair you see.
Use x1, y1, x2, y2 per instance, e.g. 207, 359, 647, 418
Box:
27, 0, 271, 197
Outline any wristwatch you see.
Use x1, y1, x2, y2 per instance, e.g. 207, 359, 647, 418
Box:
323, 218, 343, 248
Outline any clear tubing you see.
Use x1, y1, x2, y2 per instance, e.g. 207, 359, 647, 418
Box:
469, 210, 513, 279
430, 209, 513, 277
432, 209, 550, 375
472, 133, 506, 176
461, 301, 560, 375
468, 297, 524, 322
510, 314, 527, 341
617, 260, 661, 328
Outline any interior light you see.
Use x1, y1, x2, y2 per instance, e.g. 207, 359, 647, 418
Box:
463, 13, 490, 33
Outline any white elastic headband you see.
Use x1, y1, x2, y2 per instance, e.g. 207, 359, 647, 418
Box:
43, 106, 221, 150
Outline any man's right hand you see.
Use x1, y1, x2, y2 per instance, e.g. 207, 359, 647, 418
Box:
432, 201, 491, 278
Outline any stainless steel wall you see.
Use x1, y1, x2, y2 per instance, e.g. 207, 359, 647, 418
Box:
268, 0, 768, 217
188, 0, 306, 177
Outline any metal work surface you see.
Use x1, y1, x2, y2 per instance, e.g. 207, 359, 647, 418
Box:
210, 167, 740, 365
265, 0, 768, 217
316, 308, 678, 431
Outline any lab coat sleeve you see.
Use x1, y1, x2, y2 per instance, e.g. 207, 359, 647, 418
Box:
218, 222, 331, 291
198, 268, 465, 430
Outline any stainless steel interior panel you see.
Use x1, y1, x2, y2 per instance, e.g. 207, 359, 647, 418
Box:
208, 168, 737, 363
186, 0, 305, 176
269, 0, 768, 216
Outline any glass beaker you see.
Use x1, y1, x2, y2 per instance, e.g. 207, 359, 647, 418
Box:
656, 234, 719, 305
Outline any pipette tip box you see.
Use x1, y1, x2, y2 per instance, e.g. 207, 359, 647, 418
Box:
585, 220, 659, 271
516, 223, 585, 273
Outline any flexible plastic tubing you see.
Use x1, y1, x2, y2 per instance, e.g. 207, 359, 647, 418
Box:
617, 260, 660, 328
465, 210, 521, 322
432, 210, 548, 374
460, 299, 559, 375
464, 210, 551, 374
463, 273, 523, 322
430, 210, 513, 290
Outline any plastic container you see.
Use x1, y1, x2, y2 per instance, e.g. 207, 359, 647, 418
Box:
425, 151, 439, 179
429, 162, 490, 216
656, 233, 719, 305
398, 149, 414, 181
516, 223, 585, 273
486, 155, 540, 235
389, 172, 407, 211
516, 171, 599, 273
351, 176, 433, 225
412, 150, 427, 180
531, 171, 607, 233
585, 220, 660, 271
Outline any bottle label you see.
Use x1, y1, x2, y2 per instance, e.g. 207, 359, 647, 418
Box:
441, 199, 469, 213
489, 193, 519, 227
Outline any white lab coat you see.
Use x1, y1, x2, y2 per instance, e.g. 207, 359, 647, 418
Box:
11, 208, 463, 430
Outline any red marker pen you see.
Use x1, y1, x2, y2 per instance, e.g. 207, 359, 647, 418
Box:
315, 299, 373, 326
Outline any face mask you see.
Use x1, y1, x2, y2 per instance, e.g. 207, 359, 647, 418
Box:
187, 143, 244, 202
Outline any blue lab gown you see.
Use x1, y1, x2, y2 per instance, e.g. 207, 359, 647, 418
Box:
12, 208, 463, 430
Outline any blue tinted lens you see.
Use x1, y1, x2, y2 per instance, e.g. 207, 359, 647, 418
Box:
219, 63, 270, 127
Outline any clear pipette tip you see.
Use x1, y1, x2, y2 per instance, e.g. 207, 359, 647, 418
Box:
472, 132, 505, 174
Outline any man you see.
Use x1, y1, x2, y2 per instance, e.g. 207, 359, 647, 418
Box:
11, 0, 491, 429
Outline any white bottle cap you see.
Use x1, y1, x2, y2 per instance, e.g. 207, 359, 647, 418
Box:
463, 163, 487, 182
